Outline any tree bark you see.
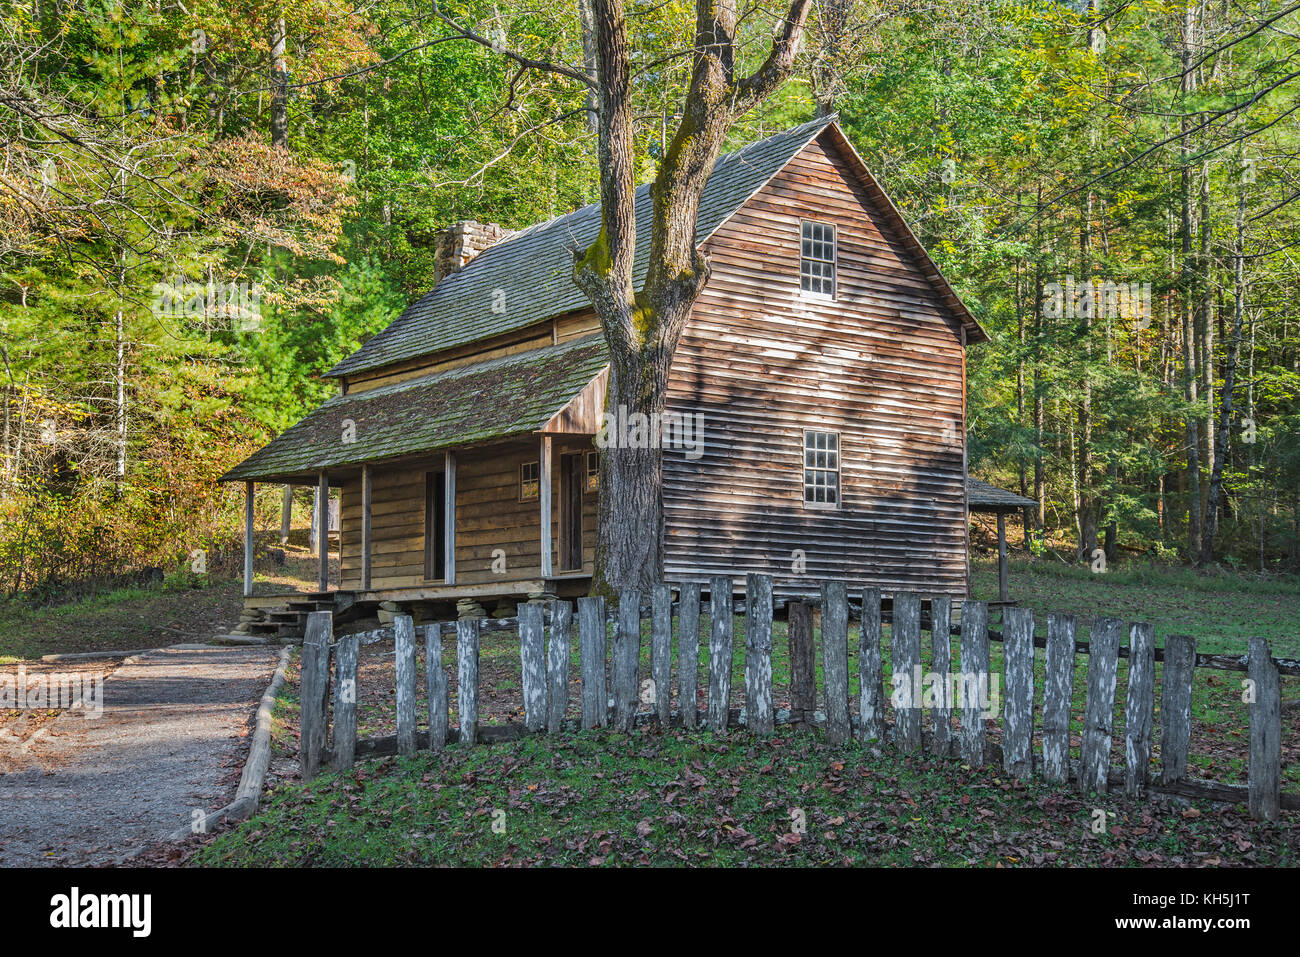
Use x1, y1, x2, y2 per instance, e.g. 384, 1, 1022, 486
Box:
1180, 3, 1202, 558
1201, 163, 1247, 564
270, 15, 288, 149
576, 0, 812, 594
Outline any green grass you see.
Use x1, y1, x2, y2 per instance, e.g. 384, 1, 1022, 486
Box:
0, 575, 245, 662
191, 729, 1296, 867
972, 556, 1300, 658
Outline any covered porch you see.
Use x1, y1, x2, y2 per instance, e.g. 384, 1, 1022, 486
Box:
219, 336, 609, 629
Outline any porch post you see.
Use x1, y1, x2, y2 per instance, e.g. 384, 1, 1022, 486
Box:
997, 510, 1009, 603
360, 464, 372, 592
279, 484, 292, 544
539, 435, 553, 578
309, 484, 320, 552
243, 480, 255, 598
444, 450, 456, 585
317, 470, 329, 592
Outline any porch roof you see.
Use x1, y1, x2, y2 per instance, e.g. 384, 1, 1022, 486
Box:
220, 335, 609, 484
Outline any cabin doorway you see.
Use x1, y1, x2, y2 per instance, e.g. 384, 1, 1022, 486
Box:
559, 453, 584, 571
424, 470, 446, 581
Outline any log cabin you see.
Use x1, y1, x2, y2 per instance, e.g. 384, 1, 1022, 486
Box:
221, 115, 1031, 631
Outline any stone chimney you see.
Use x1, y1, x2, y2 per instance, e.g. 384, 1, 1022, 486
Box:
432, 221, 513, 284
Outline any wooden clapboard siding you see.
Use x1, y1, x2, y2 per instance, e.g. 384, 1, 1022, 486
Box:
339, 438, 597, 590
662, 131, 968, 596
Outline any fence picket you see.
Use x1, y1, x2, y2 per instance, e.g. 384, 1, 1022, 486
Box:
614, 590, 641, 732
858, 586, 884, 742
745, 573, 774, 734
821, 581, 850, 746
1002, 607, 1035, 779
959, 601, 989, 767
299, 610, 332, 781
394, 614, 417, 756
1159, 634, 1196, 785
892, 592, 922, 752
578, 596, 606, 729
708, 577, 734, 733
1248, 637, 1282, 821
652, 585, 672, 725
929, 595, 952, 755
332, 634, 359, 771
519, 602, 547, 732
788, 601, 816, 727
678, 583, 701, 728
1041, 614, 1076, 784
427, 626, 447, 751
457, 618, 480, 746
1124, 622, 1156, 797
1079, 617, 1123, 793
547, 600, 572, 733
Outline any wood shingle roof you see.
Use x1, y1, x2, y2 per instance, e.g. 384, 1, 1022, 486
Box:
221, 336, 609, 483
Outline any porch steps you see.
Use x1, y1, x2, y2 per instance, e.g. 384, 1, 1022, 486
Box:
234, 591, 354, 642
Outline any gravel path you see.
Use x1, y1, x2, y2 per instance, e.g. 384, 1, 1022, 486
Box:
0, 645, 279, 866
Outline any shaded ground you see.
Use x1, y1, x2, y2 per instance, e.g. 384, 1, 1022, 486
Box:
0, 645, 277, 866
190, 730, 1299, 867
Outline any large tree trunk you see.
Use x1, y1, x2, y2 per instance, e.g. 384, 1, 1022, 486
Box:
576, 0, 812, 594
1201, 168, 1247, 564
1179, 3, 1202, 558
269, 16, 288, 149
577, 0, 600, 133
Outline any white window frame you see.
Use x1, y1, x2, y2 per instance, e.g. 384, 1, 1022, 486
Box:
585, 451, 600, 493
802, 429, 841, 509
799, 219, 837, 300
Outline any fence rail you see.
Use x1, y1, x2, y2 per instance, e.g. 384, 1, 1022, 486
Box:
298, 575, 1294, 822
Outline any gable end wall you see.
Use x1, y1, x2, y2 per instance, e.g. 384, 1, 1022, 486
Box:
662, 132, 969, 597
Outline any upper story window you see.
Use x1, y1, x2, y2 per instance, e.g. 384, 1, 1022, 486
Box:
519, 460, 540, 502
803, 430, 840, 507
800, 220, 836, 298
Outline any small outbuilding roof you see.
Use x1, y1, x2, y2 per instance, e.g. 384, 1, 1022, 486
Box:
220, 336, 609, 484
967, 477, 1036, 512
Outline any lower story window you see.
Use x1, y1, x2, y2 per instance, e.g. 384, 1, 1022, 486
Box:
519, 461, 540, 501
803, 430, 840, 506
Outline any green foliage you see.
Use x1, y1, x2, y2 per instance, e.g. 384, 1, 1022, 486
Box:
3, 0, 1300, 603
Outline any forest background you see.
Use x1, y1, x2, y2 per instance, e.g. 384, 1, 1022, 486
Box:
3, 0, 1298, 599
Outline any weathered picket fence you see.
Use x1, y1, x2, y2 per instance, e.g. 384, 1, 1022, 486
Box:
298, 574, 1295, 821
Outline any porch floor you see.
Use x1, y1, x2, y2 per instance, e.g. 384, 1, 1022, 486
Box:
242, 573, 593, 612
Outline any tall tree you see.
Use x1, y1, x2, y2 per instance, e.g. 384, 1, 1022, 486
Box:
572, 0, 814, 592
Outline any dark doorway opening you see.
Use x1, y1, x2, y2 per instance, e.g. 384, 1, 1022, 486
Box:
559, 453, 584, 572
425, 471, 446, 581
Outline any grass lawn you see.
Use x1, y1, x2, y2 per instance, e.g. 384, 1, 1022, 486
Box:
190, 727, 1296, 867
971, 556, 1300, 659
0, 544, 327, 662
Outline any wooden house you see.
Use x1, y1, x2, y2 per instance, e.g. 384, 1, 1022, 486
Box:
222, 115, 1022, 625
